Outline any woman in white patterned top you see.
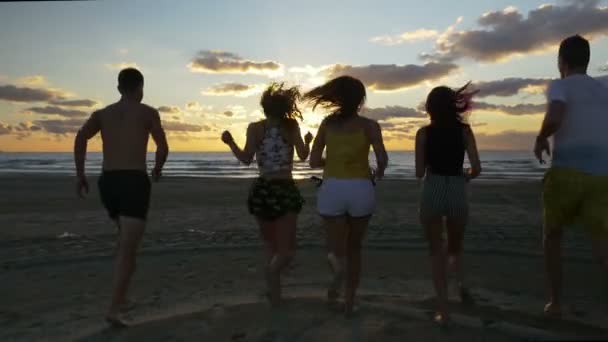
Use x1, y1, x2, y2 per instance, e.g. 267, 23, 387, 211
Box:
221, 83, 313, 306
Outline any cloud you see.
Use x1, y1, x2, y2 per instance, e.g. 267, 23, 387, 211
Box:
32, 119, 84, 135
475, 130, 537, 150
472, 122, 488, 127
424, 2, 608, 63
325, 63, 459, 91
0, 122, 13, 135
157, 106, 181, 114
188, 50, 283, 76
105, 62, 139, 70
16, 75, 48, 87
226, 105, 247, 114
186, 101, 204, 111
600, 62, 608, 72
361, 105, 426, 121
162, 120, 207, 132
223, 111, 234, 117
118, 48, 129, 55
474, 101, 545, 116
370, 28, 439, 46
202, 82, 266, 97
49, 99, 98, 107
474, 78, 550, 98
0, 84, 65, 103
25, 106, 88, 118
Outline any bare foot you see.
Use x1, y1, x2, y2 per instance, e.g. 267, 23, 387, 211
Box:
543, 302, 562, 318
433, 312, 450, 328
105, 313, 128, 328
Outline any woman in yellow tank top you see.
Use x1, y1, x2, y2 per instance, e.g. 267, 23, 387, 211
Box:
304, 76, 388, 316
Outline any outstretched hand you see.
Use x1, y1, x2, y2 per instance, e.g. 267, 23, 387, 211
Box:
76, 176, 89, 199
534, 136, 551, 164
221, 131, 234, 145
304, 132, 314, 145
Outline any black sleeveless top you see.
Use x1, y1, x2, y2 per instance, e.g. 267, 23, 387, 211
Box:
425, 123, 466, 176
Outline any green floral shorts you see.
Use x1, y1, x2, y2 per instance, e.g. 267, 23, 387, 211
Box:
247, 177, 304, 220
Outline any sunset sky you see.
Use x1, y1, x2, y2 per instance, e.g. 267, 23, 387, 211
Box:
1, 0, 607, 152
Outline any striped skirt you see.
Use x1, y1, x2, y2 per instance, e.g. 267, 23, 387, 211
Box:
419, 173, 468, 222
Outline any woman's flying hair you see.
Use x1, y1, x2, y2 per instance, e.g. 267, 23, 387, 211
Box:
425, 81, 476, 125
260, 82, 303, 121
303, 76, 366, 119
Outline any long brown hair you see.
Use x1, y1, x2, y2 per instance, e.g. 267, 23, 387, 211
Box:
260, 82, 302, 121
303, 76, 366, 121
425, 82, 473, 126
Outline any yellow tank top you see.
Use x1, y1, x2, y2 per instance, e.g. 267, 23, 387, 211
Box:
324, 128, 370, 179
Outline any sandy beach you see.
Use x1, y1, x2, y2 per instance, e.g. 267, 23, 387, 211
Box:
1, 175, 607, 341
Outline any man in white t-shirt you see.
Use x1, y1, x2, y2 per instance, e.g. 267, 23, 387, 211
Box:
535, 35, 608, 316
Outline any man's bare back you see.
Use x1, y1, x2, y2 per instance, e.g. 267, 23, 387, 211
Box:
83, 101, 162, 171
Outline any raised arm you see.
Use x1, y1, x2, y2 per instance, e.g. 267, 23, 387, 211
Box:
368, 120, 389, 179
150, 109, 169, 181
74, 111, 101, 198
291, 120, 312, 161
464, 125, 481, 180
415, 127, 427, 179
223, 123, 257, 165
309, 120, 326, 169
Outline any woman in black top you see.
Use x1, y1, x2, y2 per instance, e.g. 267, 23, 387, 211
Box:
415, 83, 482, 324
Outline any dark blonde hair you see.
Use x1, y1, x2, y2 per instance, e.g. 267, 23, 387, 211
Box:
303, 76, 366, 120
260, 82, 302, 121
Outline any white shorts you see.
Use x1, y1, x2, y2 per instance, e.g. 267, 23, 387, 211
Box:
317, 178, 376, 217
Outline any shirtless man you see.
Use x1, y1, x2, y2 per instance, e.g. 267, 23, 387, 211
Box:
73, 68, 169, 326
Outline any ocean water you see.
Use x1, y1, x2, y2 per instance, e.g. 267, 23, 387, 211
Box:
0, 151, 547, 180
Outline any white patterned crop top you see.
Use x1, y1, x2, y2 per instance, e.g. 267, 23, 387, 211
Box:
256, 124, 293, 175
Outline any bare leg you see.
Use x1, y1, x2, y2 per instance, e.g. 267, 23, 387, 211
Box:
423, 217, 449, 321
543, 224, 563, 316
446, 219, 471, 303
323, 216, 348, 305
267, 213, 297, 307
344, 216, 370, 316
257, 218, 277, 302
106, 216, 145, 327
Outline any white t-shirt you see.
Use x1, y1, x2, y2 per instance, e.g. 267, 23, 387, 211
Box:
546, 74, 608, 175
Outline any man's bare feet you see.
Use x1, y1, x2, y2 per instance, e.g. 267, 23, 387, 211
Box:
543, 302, 562, 318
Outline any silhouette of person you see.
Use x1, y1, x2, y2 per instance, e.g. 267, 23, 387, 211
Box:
74, 68, 169, 327
221, 83, 312, 307
534, 35, 608, 316
304, 76, 388, 316
415, 83, 481, 324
